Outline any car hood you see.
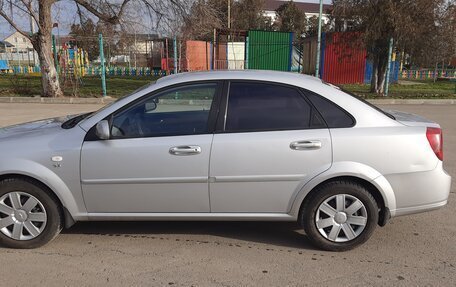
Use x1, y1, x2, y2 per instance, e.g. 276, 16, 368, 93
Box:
0, 115, 73, 140
383, 109, 440, 128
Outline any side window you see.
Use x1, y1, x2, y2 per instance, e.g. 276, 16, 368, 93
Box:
225, 82, 313, 132
305, 92, 355, 128
111, 83, 217, 138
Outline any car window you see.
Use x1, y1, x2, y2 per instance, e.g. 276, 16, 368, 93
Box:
305, 91, 355, 128
225, 82, 313, 132
111, 83, 217, 138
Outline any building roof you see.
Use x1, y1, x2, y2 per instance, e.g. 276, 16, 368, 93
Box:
264, 0, 332, 14
0, 40, 14, 47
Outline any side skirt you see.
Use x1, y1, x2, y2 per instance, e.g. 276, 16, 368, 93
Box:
83, 213, 296, 222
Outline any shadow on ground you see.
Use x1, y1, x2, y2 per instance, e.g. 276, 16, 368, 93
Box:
63, 221, 316, 250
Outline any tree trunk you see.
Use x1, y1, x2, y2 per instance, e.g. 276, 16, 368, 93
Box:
377, 56, 387, 95
369, 50, 388, 95
33, 34, 62, 97
370, 56, 379, 93
33, 0, 63, 98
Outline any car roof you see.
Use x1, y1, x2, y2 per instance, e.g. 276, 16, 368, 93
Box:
79, 70, 400, 131
156, 70, 323, 86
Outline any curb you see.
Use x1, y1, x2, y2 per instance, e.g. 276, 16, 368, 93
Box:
0, 97, 116, 104
368, 99, 456, 105
0, 97, 455, 105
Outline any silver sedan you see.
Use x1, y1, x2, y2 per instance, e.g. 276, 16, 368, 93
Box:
0, 71, 451, 251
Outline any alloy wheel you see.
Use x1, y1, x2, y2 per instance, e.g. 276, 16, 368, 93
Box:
0, 192, 47, 241
315, 194, 368, 242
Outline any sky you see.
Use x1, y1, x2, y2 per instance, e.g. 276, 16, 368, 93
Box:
0, 0, 333, 39
0, 1, 75, 39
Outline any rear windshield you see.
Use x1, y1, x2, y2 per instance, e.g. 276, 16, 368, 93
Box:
323, 82, 395, 120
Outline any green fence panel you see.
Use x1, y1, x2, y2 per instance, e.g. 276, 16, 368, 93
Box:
247, 30, 293, 71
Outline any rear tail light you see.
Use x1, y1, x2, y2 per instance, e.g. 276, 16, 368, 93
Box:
426, 127, 443, 161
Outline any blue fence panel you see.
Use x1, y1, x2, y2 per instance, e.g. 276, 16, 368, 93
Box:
364, 60, 399, 84
0, 60, 8, 70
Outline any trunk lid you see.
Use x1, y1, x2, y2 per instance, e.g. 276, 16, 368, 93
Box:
382, 109, 440, 128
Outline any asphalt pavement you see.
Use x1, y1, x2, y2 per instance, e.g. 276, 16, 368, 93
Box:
0, 103, 454, 286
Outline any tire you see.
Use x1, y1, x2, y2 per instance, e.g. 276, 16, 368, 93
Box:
300, 180, 379, 251
0, 178, 63, 249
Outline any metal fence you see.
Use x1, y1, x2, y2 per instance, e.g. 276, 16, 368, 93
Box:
400, 69, 456, 80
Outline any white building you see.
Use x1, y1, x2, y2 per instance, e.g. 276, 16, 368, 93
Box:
2, 31, 38, 66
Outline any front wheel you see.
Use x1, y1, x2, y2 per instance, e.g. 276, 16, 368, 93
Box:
301, 181, 379, 251
0, 178, 63, 249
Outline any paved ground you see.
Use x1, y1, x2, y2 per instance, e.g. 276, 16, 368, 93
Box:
0, 103, 455, 286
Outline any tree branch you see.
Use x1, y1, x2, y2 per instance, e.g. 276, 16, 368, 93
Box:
74, 0, 131, 24
19, 0, 39, 25
0, 9, 32, 40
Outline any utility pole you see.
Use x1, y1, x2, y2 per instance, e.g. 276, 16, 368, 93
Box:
16, 38, 20, 69
99, 33, 107, 97
384, 37, 394, 96
173, 36, 178, 74
3, 42, 8, 66
315, 0, 323, 78
228, 0, 231, 29
28, 0, 36, 67
134, 29, 137, 70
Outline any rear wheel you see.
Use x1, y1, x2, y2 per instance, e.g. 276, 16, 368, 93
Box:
301, 181, 378, 251
0, 178, 62, 249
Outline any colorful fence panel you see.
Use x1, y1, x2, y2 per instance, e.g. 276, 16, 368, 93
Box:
400, 69, 456, 80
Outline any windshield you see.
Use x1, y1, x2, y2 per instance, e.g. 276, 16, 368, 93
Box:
61, 112, 94, 129
61, 82, 155, 129
87, 82, 154, 118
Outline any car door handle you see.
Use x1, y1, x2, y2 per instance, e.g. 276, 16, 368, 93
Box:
169, 145, 202, 156
290, 140, 322, 150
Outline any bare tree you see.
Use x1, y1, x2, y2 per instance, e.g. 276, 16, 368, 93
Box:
181, 0, 271, 41
332, 0, 453, 94
181, 0, 224, 40
0, 0, 187, 97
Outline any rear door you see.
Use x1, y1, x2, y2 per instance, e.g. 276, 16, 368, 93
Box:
209, 81, 332, 213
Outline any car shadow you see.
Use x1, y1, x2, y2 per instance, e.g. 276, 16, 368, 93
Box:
63, 221, 317, 250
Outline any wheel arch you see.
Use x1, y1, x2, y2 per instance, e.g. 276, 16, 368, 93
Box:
290, 162, 396, 226
0, 172, 77, 228
298, 176, 390, 226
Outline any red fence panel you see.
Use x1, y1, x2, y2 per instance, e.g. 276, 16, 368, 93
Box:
322, 32, 366, 85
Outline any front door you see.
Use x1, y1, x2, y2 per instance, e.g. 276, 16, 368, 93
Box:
209, 81, 332, 213
81, 82, 221, 213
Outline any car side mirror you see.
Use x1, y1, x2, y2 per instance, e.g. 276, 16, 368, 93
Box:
95, 120, 110, 140
145, 101, 157, 113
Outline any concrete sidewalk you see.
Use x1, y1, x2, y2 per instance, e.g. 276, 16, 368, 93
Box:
0, 96, 456, 105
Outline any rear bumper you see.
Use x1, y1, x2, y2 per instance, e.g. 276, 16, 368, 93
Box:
386, 161, 451, 217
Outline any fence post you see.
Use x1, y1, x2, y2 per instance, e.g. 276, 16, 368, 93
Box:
315, 0, 323, 78
52, 35, 59, 73
99, 33, 107, 97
